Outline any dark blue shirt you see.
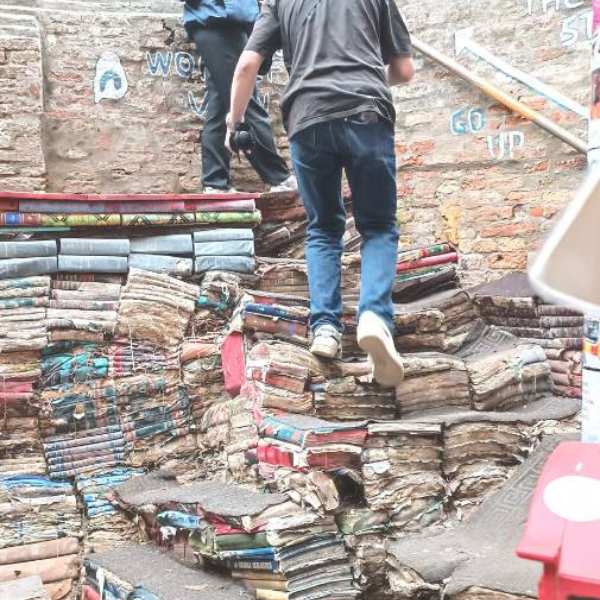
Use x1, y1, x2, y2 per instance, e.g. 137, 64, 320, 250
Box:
183, 0, 259, 27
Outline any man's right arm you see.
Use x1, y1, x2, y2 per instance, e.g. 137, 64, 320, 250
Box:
387, 55, 415, 85
380, 0, 415, 85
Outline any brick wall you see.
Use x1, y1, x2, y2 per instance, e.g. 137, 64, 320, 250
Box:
395, 0, 589, 285
0, 14, 46, 191
0, 0, 591, 284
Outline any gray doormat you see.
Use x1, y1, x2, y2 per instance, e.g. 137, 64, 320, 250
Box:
402, 394, 580, 426
88, 543, 251, 600
114, 471, 286, 516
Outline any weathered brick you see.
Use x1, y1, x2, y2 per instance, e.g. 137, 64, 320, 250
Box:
480, 222, 537, 238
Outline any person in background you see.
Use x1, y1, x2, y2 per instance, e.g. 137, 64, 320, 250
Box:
226, 0, 415, 387
182, 0, 296, 193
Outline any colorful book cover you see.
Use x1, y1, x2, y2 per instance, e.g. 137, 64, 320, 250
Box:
257, 414, 367, 449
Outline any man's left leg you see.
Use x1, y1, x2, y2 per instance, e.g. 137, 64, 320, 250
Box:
344, 115, 404, 386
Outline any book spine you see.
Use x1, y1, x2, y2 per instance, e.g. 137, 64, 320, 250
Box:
228, 559, 279, 571
243, 313, 308, 338
130, 234, 193, 255
0, 240, 57, 258
129, 254, 193, 277
58, 255, 128, 274
193, 229, 254, 243
0, 256, 58, 279
60, 238, 130, 256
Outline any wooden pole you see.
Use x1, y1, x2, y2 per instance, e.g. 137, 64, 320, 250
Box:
412, 37, 587, 155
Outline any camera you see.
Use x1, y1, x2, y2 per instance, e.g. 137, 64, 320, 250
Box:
229, 123, 256, 154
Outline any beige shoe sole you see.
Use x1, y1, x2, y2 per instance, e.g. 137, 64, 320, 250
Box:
310, 339, 339, 360
357, 312, 405, 387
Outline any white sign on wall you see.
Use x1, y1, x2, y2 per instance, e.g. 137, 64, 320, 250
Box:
94, 51, 128, 103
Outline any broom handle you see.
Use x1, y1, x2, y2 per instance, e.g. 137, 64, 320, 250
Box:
412, 37, 587, 155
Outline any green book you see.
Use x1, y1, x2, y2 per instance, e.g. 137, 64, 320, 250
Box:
215, 532, 270, 551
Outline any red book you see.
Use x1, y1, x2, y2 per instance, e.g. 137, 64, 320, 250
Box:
396, 252, 458, 273
222, 332, 245, 398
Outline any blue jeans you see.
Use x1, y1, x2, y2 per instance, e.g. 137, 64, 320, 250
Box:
290, 115, 399, 333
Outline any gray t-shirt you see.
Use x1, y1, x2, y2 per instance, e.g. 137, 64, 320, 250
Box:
246, 0, 412, 139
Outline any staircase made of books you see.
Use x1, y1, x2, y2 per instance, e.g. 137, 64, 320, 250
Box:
0, 189, 581, 600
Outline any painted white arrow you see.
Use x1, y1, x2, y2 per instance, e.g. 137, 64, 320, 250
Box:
455, 28, 588, 118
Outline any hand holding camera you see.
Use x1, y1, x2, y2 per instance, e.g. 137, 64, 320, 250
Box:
226, 115, 256, 155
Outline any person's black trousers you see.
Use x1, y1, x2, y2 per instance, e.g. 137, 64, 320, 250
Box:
192, 24, 290, 189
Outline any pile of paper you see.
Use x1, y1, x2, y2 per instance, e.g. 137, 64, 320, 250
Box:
312, 376, 396, 421
40, 338, 179, 387
42, 425, 127, 479
0, 417, 43, 467
75, 467, 144, 552
38, 372, 174, 437
394, 288, 480, 353
256, 413, 367, 474
120, 381, 192, 469
337, 509, 389, 596
39, 369, 187, 476
181, 337, 225, 424
106, 340, 179, 377
444, 419, 529, 504
547, 348, 582, 398
396, 353, 471, 416
245, 342, 312, 414
0, 275, 50, 352
0, 350, 43, 464
116, 268, 199, 352
225, 393, 261, 485
473, 271, 583, 397
194, 229, 256, 274
0, 539, 79, 600
197, 395, 251, 481
361, 422, 445, 531
393, 243, 459, 302
0, 474, 80, 549
255, 258, 310, 296
465, 344, 551, 410
255, 190, 306, 259
0, 350, 41, 415
189, 270, 242, 337
107, 477, 362, 600
193, 500, 358, 600
0, 456, 46, 478
40, 344, 109, 388
47, 276, 122, 344
385, 438, 560, 600
242, 301, 310, 346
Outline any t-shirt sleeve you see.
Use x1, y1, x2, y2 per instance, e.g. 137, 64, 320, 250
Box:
245, 1, 282, 59
380, 0, 412, 63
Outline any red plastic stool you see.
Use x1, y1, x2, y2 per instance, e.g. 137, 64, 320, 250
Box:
517, 442, 600, 600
